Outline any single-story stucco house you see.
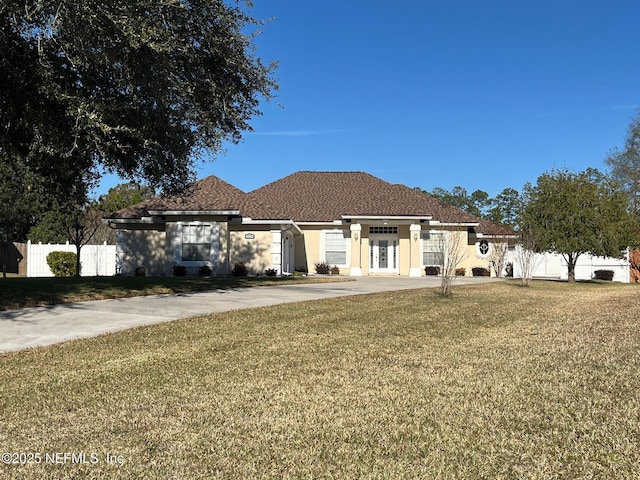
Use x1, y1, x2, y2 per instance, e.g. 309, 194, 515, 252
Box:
105, 171, 515, 277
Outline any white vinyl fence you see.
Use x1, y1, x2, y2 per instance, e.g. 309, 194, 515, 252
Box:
26, 241, 117, 277
508, 249, 631, 283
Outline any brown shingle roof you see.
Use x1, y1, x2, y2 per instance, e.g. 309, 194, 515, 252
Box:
246, 171, 481, 223
109, 171, 511, 231
475, 218, 517, 237
108, 175, 286, 220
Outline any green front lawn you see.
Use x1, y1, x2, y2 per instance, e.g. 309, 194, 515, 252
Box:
1, 281, 639, 479
0, 275, 350, 311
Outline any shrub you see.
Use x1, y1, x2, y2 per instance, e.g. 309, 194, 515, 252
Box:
472, 267, 490, 277
455, 267, 466, 276
46, 251, 77, 277
293, 270, 306, 277
264, 268, 278, 277
232, 262, 248, 277
330, 265, 341, 275
134, 266, 146, 277
315, 262, 331, 275
425, 266, 440, 276
594, 269, 614, 281
173, 265, 187, 277
198, 265, 212, 277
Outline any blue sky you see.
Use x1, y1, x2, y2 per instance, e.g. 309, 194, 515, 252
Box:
98, 0, 640, 198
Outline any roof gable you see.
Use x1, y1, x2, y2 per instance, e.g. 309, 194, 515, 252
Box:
108, 175, 285, 220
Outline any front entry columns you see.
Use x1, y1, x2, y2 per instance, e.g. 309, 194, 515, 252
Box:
349, 223, 362, 276
409, 224, 422, 277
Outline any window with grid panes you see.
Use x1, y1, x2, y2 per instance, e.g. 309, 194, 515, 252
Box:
324, 230, 348, 265
182, 224, 211, 261
422, 231, 444, 266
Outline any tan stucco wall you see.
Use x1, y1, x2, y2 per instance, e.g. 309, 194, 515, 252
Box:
416, 227, 506, 277
459, 238, 510, 277
359, 227, 370, 275
229, 226, 273, 275
459, 244, 489, 276
398, 224, 410, 275
298, 223, 415, 276
120, 228, 167, 275
120, 220, 507, 278
296, 227, 323, 273
416, 227, 499, 277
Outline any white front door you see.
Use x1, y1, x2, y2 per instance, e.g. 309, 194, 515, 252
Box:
370, 235, 399, 273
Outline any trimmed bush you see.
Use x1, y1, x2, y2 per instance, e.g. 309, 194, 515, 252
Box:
455, 267, 466, 276
198, 265, 212, 277
472, 267, 490, 277
46, 251, 77, 277
134, 266, 146, 277
264, 268, 278, 277
173, 265, 187, 277
330, 265, 341, 275
315, 262, 331, 275
425, 266, 440, 276
594, 269, 614, 281
232, 262, 248, 277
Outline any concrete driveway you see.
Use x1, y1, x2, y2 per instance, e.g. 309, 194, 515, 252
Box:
0, 276, 499, 353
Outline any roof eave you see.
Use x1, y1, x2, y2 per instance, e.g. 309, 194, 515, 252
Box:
429, 221, 480, 227
242, 218, 303, 235
342, 215, 433, 221
147, 210, 241, 216
104, 217, 160, 224
103, 216, 163, 229
476, 232, 519, 239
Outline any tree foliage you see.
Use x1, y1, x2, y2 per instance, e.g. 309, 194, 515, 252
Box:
97, 182, 155, 214
29, 181, 153, 246
0, 155, 41, 277
428, 186, 492, 218
605, 109, 640, 217
485, 188, 524, 229
425, 185, 524, 229
1, 0, 275, 273
1, 0, 277, 195
522, 169, 638, 282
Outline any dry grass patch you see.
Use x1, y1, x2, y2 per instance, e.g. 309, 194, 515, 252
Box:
1, 281, 639, 478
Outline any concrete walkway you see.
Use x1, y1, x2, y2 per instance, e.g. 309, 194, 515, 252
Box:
0, 276, 499, 353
